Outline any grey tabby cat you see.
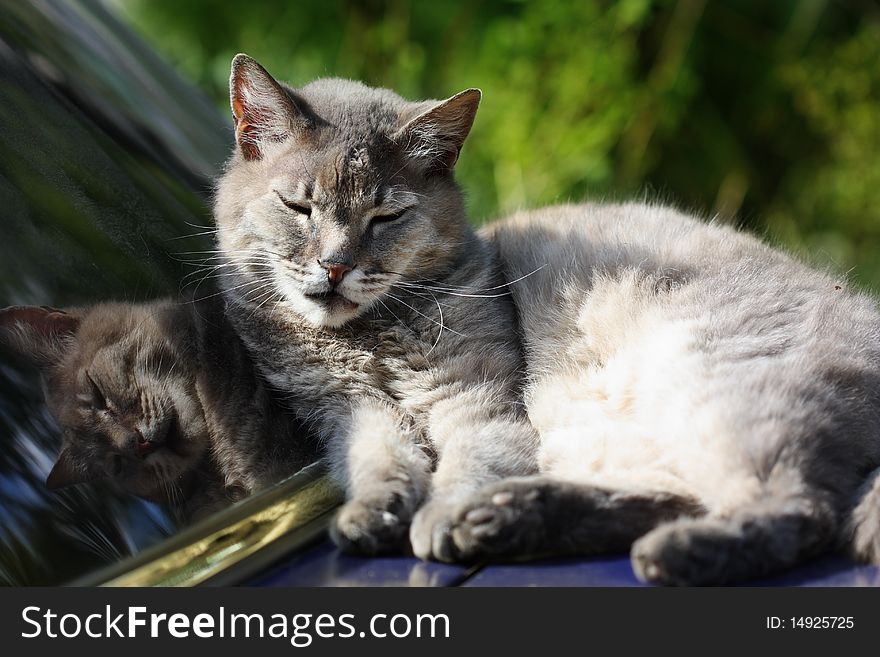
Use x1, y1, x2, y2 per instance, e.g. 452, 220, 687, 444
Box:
214, 54, 880, 582
444, 204, 880, 584
214, 54, 538, 558
0, 297, 316, 522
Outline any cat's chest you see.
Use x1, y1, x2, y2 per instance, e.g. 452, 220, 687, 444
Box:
250, 306, 432, 397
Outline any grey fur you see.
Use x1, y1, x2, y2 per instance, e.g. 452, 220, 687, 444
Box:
215, 55, 538, 557
445, 202, 880, 584
215, 56, 880, 580
850, 467, 880, 564
0, 297, 316, 523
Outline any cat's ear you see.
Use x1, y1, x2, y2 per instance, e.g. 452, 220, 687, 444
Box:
46, 448, 89, 490
396, 88, 482, 172
229, 54, 308, 161
0, 305, 80, 365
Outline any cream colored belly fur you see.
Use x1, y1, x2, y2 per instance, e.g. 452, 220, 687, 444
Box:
528, 301, 759, 515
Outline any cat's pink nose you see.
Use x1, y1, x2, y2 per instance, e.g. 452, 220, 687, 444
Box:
320, 261, 353, 286
135, 431, 157, 458
136, 442, 156, 458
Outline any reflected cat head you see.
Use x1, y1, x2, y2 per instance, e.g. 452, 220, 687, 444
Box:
0, 302, 209, 504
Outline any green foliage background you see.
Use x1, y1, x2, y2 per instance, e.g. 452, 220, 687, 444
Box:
119, 0, 880, 289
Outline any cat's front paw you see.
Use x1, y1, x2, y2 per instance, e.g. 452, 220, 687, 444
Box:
330, 498, 411, 556
448, 478, 547, 561
409, 499, 462, 562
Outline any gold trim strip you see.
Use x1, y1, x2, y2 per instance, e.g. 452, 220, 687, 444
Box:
95, 464, 343, 587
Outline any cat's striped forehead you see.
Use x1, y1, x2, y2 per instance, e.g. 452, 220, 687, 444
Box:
277, 141, 409, 210
312, 145, 378, 202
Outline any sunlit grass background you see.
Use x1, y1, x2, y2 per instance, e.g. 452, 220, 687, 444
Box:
118, 0, 880, 289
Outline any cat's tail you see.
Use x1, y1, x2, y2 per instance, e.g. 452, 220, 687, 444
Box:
631, 492, 838, 586
848, 466, 880, 565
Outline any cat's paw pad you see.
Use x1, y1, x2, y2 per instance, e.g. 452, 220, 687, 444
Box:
631, 520, 729, 586
448, 480, 545, 561
330, 498, 411, 556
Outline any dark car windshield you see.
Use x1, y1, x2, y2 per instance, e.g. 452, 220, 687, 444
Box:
0, 0, 238, 585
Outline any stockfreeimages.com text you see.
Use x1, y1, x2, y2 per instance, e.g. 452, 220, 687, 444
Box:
21, 605, 450, 646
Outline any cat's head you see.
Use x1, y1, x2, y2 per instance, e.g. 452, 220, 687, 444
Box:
215, 54, 481, 327
0, 303, 209, 502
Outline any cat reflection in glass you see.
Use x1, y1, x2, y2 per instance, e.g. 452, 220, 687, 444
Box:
0, 297, 317, 523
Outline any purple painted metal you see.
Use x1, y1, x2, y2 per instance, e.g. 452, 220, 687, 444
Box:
462, 555, 645, 588
250, 540, 880, 587
250, 540, 473, 587
464, 554, 880, 587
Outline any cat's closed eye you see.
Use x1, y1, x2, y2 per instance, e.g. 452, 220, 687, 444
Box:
275, 191, 311, 217
370, 208, 409, 226
86, 372, 108, 411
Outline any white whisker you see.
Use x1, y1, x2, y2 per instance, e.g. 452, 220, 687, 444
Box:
385, 292, 465, 337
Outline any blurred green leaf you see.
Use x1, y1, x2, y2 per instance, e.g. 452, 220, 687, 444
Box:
120, 0, 880, 290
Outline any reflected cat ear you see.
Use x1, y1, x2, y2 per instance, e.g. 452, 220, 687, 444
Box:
0, 305, 80, 365
229, 54, 309, 161
46, 449, 89, 490
396, 88, 482, 172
